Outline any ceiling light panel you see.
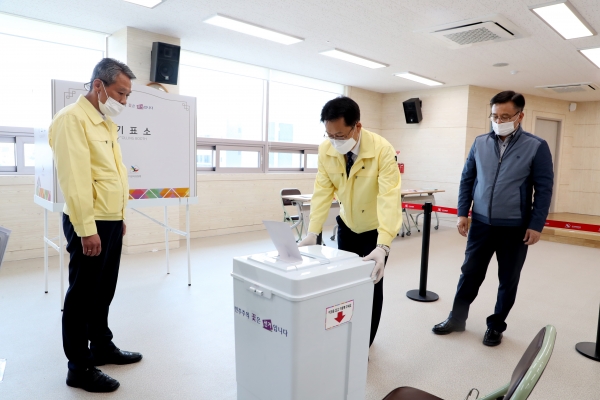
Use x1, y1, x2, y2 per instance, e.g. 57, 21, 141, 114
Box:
123, 0, 163, 8
394, 72, 444, 86
530, 1, 596, 39
204, 14, 303, 45
319, 49, 387, 69
580, 48, 600, 68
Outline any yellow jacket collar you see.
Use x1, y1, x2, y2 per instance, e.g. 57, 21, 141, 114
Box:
325, 128, 376, 160
76, 95, 112, 126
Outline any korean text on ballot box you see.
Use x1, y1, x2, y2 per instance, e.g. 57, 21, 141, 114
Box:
232, 244, 375, 400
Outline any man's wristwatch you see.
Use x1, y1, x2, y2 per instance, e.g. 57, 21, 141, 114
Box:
376, 244, 390, 257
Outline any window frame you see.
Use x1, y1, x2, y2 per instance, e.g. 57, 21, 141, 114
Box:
267, 142, 319, 172
214, 144, 265, 173
17, 136, 35, 174
0, 126, 34, 175
0, 136, 16, 173
181, 53, 342, 174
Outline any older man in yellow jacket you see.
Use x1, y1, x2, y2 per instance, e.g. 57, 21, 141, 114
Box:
298, 96, 402, 346
49, 58, 141, 393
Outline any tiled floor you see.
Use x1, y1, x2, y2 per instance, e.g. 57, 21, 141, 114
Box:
0, 226, 599, 399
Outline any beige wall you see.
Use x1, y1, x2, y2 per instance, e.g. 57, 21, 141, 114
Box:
347, 86, 383, 134
5, 80, 598, 262
1, 176, 62, 262
107, 27, 180, 94
0, 173, 317, 262
456, 85, 600, 217
381, 86, 470, 211
568, 101, 600, 215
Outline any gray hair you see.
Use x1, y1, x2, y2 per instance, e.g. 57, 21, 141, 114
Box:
89, 58, 136, 88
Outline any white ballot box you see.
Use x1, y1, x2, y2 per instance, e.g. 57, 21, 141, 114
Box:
232, 245, 375, 400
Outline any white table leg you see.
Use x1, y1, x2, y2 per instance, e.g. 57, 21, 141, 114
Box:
164, 206, 170, 275
44, 209, 49, 293
186, 204, 191, 287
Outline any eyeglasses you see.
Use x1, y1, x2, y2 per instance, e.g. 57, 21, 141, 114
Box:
489, 111, 520, 123
324, 125, 355, 140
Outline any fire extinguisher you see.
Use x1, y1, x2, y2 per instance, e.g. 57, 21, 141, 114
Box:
395, 150, 404, 174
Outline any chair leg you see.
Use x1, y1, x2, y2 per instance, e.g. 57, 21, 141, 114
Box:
403, 209, 412, 236
330, 225, 337, 241
410, 213, 420, 232
478, 382, 509, 400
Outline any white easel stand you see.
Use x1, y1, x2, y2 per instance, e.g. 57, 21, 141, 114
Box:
36, 196, 197, 310
131, 197, 198, 286
35, 197, 67, 310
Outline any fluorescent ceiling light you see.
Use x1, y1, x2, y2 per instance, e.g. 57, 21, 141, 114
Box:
580, 47, 600, 68
394, 72, 444, 86
204, 14, 303, 45
530, 1, 596, 39
123, 0, 163, 8
319, 49, 387, 69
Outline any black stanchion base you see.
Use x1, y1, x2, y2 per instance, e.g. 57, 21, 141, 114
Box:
576, 342, 600, 362
406, 289, 439, 302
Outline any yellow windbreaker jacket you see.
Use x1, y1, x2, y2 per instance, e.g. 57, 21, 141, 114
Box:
307, 129, 402, 247
49, 95, 129, 237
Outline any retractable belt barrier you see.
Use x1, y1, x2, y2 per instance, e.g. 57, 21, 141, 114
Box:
403, 202, 600, 363
402, 203, 600, 233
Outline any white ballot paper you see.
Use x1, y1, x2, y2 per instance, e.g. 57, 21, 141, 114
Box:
0, 226, 11, 270
262, 221, 303, 263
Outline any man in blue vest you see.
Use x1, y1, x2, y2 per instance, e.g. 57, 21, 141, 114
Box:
432, 91, 553, 346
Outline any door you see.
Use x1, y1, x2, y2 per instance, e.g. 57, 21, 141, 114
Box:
534, 119, 559, 213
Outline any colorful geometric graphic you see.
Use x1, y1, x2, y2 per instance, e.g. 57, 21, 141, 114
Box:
36, 177, 52, 201
37, 187, 52, 201
129, 188, 190, 200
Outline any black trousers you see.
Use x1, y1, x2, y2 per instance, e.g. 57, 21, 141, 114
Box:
62, 214, 123, 371
335, 216, 386, 347
450, 218, 528, 332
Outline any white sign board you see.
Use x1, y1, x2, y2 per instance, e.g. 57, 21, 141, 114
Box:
325, 300, 354, 330
34, 79, 197, 211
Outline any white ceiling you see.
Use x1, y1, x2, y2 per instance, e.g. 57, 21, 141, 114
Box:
2, 0, 600, 101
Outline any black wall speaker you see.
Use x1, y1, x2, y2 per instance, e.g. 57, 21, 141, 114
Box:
150, 42, 181, 85
402, 98, 423, 124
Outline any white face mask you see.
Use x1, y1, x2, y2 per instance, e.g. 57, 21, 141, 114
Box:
492, 120, 518, 137
98, 82, 125, 117
330, 137, 357, 154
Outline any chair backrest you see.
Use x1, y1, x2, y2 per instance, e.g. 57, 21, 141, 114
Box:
505, 325, 557, 400
281, 188, 301, 207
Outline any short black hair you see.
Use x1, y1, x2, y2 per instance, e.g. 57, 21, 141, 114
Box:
490, 90, 525, 112
320, 96, 360, 127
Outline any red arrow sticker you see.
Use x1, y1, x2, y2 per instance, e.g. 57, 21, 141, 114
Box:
326, 300, 354, 330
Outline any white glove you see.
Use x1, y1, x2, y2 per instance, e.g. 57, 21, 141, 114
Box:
363, 247, 386, 284
297, 232, 318, 247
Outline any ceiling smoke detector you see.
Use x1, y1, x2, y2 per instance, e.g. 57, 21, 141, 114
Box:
535, 83, 598, 94
419, 14, 525, 49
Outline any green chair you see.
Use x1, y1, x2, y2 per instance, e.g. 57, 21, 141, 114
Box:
280, 188, 303, 242
382, 325, 557, 400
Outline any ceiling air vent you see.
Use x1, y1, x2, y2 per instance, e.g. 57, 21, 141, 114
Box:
418, 14, 525, 49
536, 83, 598, 94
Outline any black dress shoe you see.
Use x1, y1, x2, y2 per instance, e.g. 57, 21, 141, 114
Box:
432, 318, 466, 335
66, 367, 120, 393
483, 328, 503, 346
93, 347, 143, 366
